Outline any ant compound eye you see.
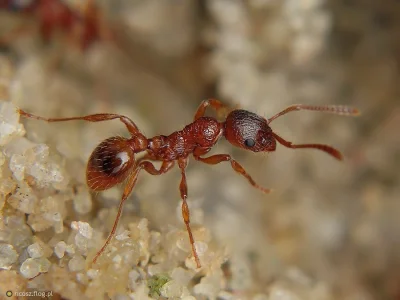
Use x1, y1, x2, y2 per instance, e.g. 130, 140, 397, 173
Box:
86, 137, 135, 191
244, 138, 256, 148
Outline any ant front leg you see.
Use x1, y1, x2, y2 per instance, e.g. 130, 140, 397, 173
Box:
18, 110, 143, 137
194, 99, 232, 120
178, 158, 201, 268
92, 160, 174, 264
193, 148, 271, 194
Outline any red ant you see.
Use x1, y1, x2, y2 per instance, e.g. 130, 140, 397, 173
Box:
18, 99, 359, 268
0, 0, 104, 50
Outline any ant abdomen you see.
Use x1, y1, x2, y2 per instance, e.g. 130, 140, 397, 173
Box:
86, 137, 136, 191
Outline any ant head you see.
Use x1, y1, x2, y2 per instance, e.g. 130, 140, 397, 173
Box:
224, 110, 276, 152
86, 137, 136, 191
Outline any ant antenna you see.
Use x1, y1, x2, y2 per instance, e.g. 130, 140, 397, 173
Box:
267, 104, 360, 124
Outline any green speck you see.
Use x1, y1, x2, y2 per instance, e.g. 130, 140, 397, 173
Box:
148, 274, 170, 298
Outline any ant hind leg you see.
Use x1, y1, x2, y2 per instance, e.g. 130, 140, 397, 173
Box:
18, 110, 142, 137
92, 165, 143, 264
92, 160, 174, 264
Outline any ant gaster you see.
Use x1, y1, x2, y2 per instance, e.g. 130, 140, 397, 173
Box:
18, 99, 359, 268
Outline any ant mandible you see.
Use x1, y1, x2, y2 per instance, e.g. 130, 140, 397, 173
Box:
18, 99, 359, 268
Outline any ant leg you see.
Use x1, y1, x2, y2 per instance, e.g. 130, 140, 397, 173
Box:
92, 160, 174, 264
267, 104, 360, 124
178, 158, 201, 268
28, 272, 44, 281
140, 160, 175, 175
92, 165, 142, 264
137, 152, 157, 163
194, 98, 231, 120
193, 151, 271, 194
18, 110, 142, 137
272, 132, 343, 160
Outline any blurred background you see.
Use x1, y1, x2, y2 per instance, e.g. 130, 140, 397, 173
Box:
0, 0, 399, 299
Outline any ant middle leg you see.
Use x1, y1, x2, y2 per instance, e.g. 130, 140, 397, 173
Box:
139, 160, 175, 175
18, 109, 142, 137
272, 132, 343, 160
193, 149, 271, 194
194, 98, 232, 120
178, 158, 201, 268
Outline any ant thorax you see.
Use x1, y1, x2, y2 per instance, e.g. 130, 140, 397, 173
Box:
146, 117, 223, 161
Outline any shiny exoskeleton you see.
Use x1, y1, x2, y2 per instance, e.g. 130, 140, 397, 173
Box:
19, 99, 359, 268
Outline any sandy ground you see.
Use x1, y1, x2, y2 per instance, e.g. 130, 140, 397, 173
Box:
0, 1, 399, 299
